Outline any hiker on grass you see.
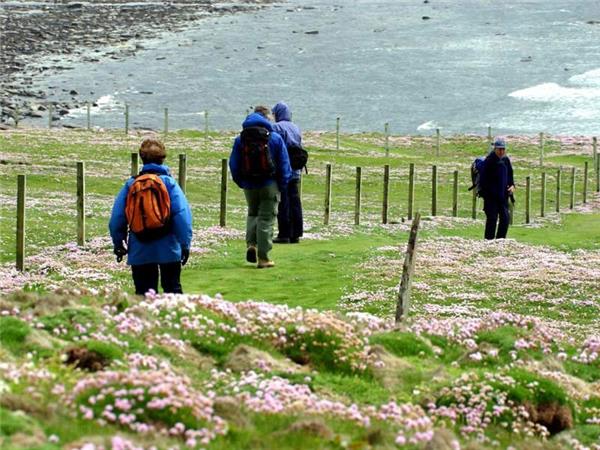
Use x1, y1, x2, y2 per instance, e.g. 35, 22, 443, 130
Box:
229, 113, 292, 268
272, 101, 305, 244
480, 137, 515, 240
109, 138, 192, 294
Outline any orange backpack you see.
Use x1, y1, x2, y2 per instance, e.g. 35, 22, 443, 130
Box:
125, 173, 171, 241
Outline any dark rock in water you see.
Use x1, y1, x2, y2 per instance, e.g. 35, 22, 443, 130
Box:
67, 3, 83, 9
586, 20, 600, 25
424, 0, 429, 3
305, 30, 319, 35
156, 56, 167, 60
520, 56, 533, 62
59, 109, 70, 116
27, 111, 44, 118
70, 90, 78, 95
139, 91, 153, 95
422, 16, 431, 20
62, 124, 80, 129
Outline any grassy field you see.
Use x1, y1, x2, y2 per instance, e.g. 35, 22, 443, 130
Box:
0, 128, 599, 450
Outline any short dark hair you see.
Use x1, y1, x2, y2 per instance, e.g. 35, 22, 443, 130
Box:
139, 138, 166, 164
253, 105, 271, 118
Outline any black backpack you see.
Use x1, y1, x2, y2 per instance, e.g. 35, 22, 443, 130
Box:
240, 127, 276, 182
287, 144, 309, 173
468, 156, 486, 197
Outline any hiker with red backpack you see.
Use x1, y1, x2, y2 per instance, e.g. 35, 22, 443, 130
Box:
271, 102, 307, 244
229, 112, 292, 268
109, 138, 193, 294
479, 137, 515, 240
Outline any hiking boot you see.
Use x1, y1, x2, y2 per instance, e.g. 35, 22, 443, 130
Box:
257, 259, 275, 269
273, 237, 290, 244
246, 246, 257, 263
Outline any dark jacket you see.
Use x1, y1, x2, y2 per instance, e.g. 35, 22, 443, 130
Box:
109, 163, 193, 265
272, 102, 303, 180
229, 113, 292, 191
480, 151, 514, 201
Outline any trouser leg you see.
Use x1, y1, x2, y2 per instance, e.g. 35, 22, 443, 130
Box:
256, 183, 279, 261
496, 200, 510, 239
160, 262, 183, 294
483, 198, 499, 240
276, 184, 291, 239
288, 178, 303, 239
244, 189, 260, 247
131, 264, 159, 295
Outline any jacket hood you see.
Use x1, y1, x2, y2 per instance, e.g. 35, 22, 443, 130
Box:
242, 113, 273, 131
272, 102, 291, 122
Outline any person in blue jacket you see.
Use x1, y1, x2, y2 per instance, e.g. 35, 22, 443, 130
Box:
480, 137, 515, 240
271, 101, 304, 244
109, 138, 193, 294
229, 113, 292, 268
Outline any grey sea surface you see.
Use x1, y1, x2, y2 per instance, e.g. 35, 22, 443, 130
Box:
34, 0, 600, 135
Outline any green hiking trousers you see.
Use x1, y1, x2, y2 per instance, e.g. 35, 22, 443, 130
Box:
244, 182, 280, 261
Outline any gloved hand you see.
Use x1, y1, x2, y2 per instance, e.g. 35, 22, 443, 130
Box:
114, 244, 127, 263
181, 247, 190, 266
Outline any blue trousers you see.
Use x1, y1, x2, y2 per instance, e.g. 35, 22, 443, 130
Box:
483, 197, 510, 240
276, 178, 303, 240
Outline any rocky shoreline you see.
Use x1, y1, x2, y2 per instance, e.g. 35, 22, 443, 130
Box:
0, 0, 277, 127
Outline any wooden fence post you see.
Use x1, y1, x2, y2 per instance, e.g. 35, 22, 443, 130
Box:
452, 170, 458, 217
487, 125, 492, 142
408, 163, 415, 220
382, 164, 390, 224
569, 167, 576, 210
125, 104, 129, 135
178, 154, 187, 194
48, 103, 53, 129
13, 106, 19, 128
583, 161, 588, 204
131, 152, 139, 177
471, 188, 478, 219
384, 122, 390, 158
335, 117, 340, 151
77, 162, 85, 246
16, 175, 26, 271
596, 154, 600, 193
525, 176, 531, 224
539, 132, 544, 167
355, 167, 362, 226
204, 111, 209, 151
431, 165, 438, 216
435, 128, 440, 157
86, 102, 91, 131
395, 213, 421, 323
220, 158, 228, 227
593, 136, 598, 170
540, 172, 546, 217
324, 163, 332, 225
164, 107, 169, 137
556, 168, 562, 212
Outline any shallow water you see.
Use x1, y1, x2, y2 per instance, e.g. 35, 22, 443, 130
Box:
32, 0, 600, 135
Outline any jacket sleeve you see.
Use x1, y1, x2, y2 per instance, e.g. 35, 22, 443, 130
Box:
168, 181, 193, 250
229, 137, 244, 188
272, 133, 292, 190
108, 182, 130, 248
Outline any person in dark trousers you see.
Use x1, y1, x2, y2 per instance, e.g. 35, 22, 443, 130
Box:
109, 138, 193, 294
480, 137, 515, 240
229, 113, 292, 268
271, 101, 304, 244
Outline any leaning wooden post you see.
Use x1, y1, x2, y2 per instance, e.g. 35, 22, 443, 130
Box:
395, 213, 421, 324
384, 122, 390, 158
471, 188, 478, 219
431, 165, 438, 216
407, 163, 415, 220
164, 107, 169, 137
355, 167, 362, 226
16, 175, 26, 271
569, 167, 576, 210
593, 137, 598, 170
130, 152, 139, 177
556, 168, 562, 212
86, 102, 91, 131
335, 117, 340, 151
525, 176, 531, 224
435, 128, 440, 157
539, 132, 544, 167
452, 170, 459, 217
583, 161, 589, 204
125, 104, 129, 135
219, 158, 228, 227
77, 162, 86, 246
178, 154, 187, 194
48, 103, 53, 129
382, 164, 390, 224
540, 172, 546, 217
324, 163, 332, 225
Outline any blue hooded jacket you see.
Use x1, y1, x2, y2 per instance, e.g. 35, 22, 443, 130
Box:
229, 113, 292, 190
109, 163, 193, 265
272, 102, 303, 180
480, 151, 515, 202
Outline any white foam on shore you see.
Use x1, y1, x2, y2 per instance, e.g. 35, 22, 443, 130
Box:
417, 120, 437, 131
508, 82, 600, 102
67, 94, 122, 117
568, 68, 600, 86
